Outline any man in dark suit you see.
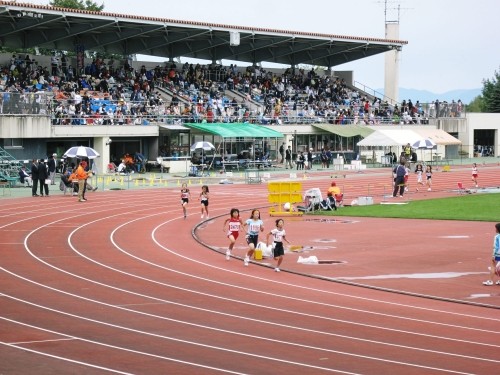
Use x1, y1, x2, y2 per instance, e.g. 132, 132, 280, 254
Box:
31, 159, 39, 196
38, 158, 49, 197
47, 153, 57, 185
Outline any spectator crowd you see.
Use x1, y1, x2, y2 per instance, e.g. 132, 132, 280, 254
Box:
0, 52, 464, 125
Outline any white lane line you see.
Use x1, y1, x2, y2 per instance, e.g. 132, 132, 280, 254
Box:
1, 316, 245, 375
0, 309, 356, 374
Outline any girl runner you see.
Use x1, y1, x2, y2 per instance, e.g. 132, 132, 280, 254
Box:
200, 185, 210, 219
415, 163, 424, 192
471, 163, 479, 188
266, 219, 291, 272
180, 183, 190, 219
425, 165, 433, 191
243, 209, 264, 266
223, 208, 244, 260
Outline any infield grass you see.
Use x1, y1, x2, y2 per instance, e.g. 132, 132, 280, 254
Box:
316, 193, 500, 221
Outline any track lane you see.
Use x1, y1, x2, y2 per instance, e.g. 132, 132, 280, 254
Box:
1, 170, 499, 374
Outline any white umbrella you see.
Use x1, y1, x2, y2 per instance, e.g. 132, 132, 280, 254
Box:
190, 141, 215, 170
190, 141, 215, 152
412, 139, 436, 162
63, 146, 100, 159
412, 139, 436, 149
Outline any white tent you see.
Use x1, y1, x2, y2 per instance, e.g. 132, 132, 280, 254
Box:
357, 129, 461, 147
357, 129, 421, 147
412, 128, 462, 145
357, 129, 462, 162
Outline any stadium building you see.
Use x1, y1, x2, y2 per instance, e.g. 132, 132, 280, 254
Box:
0, 2, 497, 177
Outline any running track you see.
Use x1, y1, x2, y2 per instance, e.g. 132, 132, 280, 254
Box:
1, 165, 499, 374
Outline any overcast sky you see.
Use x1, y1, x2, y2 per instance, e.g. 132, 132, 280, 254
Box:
27, 0, 498, 93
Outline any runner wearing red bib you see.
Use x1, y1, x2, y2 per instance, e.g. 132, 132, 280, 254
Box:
223, 208, 243, 261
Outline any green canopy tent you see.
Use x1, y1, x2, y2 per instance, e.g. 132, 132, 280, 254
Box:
183, 122, 284, 169
184, 122, 284, 138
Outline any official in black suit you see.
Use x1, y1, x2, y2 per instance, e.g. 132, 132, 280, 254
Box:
31, 159, 39, 196
38, 158, 49, 197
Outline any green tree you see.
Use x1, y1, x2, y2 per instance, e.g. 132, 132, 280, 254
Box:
481, 67, 500, 113
465, 95, 484, 113
49, 0, 104, 12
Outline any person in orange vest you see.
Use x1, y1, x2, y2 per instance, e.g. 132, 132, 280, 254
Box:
327, 181, 341, 196
76, 160, 89, 202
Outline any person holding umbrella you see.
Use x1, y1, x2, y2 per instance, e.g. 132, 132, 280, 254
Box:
76, 160, 89, 202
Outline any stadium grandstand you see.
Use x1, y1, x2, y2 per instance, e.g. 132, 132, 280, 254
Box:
0, 1, 497, 179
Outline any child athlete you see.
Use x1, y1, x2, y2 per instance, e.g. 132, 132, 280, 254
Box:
266, 219, 291, 272
425, 165, 433, 191
415, 163, 424, 192
200, 185, 210, 219
180, 183, 190, 219
471, 163, 478, 188
243, 209, 264, 266
223, 208, 244, 261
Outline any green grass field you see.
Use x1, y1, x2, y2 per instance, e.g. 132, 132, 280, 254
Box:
317, 193, 500, 221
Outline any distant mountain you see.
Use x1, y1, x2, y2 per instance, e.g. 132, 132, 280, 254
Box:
376, 88, 481, 105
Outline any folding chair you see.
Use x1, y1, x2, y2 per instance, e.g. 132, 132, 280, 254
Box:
298, 188, 322, 213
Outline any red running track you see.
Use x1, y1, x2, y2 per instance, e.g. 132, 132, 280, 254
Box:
1, 166, 499, 374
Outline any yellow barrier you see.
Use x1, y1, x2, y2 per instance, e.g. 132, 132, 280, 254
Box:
268, 181, 303, 216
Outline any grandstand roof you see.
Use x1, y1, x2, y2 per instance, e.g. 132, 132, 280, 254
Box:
0, 1, 407, 67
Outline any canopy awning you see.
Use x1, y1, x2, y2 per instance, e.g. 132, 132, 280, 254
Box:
183, 123, 284, 138
413, 128, 462, 145
357, 129, 461, 147
312, 124, 375, 137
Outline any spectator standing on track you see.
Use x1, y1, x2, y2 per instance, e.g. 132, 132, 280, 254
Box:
471, 163, 479, 188
243, 209, 265, 267
296, 151, 305, 170
76, 160, 89, 202
404, 143, 412, 160
320, 149, 328, 169
38, 158, 49, 197
180, 183, 190, 219
279, 143, 285, 164
415, 163, 424, 192
266, 219, 291, 272
31, 159, 39, 196
200, 185, 210, 219
223, 208, 244, 261
47, 153, 57, 185
307, 148, 313, 170
482, 223, 500, 286
425, 165, 433, 191
392, 160, 406, 197
285, 146, 293, 169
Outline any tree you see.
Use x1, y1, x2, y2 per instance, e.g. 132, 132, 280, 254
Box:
466, 95, 484, 113
481, 67, 500, 113
49, 0, 104, 12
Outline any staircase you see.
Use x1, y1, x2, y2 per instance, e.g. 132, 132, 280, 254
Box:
0, 146, 23, 178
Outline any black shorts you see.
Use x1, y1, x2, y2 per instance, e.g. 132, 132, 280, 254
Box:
273, 242, 284, 257
201, 200, 209, 206
246, 234, 258, 247
181, 198, 189, 204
